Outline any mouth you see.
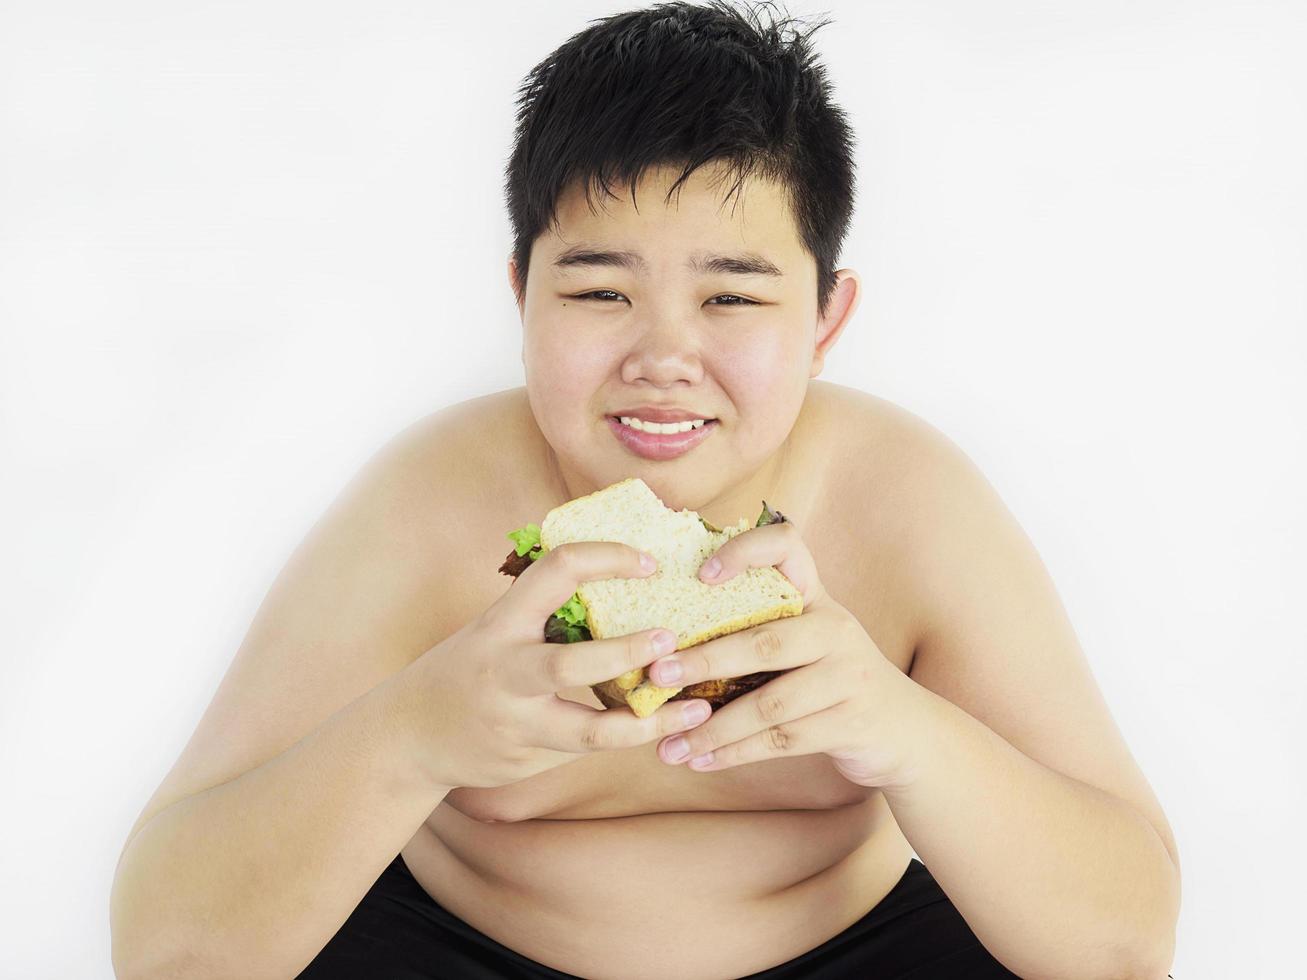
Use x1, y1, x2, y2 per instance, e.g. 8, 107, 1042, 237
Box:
605, 415, 719, 461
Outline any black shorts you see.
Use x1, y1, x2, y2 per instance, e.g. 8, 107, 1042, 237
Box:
296, 853, 1022, 979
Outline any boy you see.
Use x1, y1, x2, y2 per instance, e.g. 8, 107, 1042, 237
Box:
111, 3, 1180, 978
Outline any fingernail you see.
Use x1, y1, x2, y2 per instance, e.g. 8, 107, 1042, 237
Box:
701, 557, 721, 580
640, 551, 657, 572
666, 735, 691, 762
655, 657, 683, 684
652, 630, 677, 655
683, 701, 710, 725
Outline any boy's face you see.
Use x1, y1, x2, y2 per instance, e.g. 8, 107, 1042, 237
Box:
512, 160, 858, 518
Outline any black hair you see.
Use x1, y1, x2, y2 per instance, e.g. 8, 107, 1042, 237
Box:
503, 0, 857, 318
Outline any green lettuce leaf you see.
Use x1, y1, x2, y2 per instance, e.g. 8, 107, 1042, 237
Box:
508, 523, 588, 642
508, 522, 543, 560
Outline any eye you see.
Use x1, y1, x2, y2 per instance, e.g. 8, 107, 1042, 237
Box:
572, 291, 758, 306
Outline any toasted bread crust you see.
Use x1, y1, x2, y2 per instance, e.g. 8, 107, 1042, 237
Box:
590, 594, 804, 717
591, 668, 790, 715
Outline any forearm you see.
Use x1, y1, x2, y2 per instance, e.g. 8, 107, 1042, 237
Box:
882, 680, 1179, 980
110, 665, 451, 980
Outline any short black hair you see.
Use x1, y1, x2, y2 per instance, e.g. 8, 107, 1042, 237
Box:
503, 0, 857, 318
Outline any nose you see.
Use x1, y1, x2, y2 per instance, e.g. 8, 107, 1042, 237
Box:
620, 313, 706, 387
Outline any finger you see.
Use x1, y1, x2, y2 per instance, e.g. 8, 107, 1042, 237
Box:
539, 693, 716, 754
681, 700, 851, 772
656, 667, 849, 767
646, 614, 823, 690
494, 540, 655, 642
522, 624, 676, 697
699, 521, 826, 607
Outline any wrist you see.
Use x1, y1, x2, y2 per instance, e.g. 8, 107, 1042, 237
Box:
371, 657, 458, 800
878, 666, 947, 803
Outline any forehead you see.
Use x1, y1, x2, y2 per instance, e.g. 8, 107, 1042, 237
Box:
543, 162, 803, 259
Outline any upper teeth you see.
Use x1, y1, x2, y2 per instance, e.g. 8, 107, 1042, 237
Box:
618, 416, 707, 434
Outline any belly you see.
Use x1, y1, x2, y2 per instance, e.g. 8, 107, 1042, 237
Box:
402, 794, 914, 980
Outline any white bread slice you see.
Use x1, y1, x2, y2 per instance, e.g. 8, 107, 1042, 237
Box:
538, 477, 804, 717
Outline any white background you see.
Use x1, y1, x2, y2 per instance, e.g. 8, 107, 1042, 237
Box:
2, 1, 1303, 977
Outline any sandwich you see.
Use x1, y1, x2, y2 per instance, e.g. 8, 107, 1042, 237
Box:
497, 477, 804, 718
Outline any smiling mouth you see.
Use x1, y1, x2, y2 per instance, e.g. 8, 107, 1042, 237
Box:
607, 415, 718, 433
605, 415, 719, 460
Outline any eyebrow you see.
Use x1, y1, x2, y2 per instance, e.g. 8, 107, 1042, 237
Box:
551, 246, 784, 278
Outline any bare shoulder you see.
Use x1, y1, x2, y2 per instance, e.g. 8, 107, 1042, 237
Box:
803, 380, 963, 553
786, 383, 947, 658
397, 388, 557, 613
806, 380, 958, 481
803, 382, 1049, 659
412, 386, 553, 530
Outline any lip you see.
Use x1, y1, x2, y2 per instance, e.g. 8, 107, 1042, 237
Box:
606, 415, 718, 460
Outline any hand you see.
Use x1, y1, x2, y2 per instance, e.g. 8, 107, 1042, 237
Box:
648, 520, 927, 789
400, 542, 715, 791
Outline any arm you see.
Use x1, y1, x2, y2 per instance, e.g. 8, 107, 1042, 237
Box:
883, 679, 1179, 980
110, 660, 451, 980
884, 420, 1181, 980
111, 410, 470, 979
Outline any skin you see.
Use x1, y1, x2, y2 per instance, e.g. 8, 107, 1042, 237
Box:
650, 518, 920, 782
508, 159, 861, 529
639, 520, 1181, 978
498, 159, 1179, 975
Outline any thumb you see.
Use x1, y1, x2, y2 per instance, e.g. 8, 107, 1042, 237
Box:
500, 540, 655, 642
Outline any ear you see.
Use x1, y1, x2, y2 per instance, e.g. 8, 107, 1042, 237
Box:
507, 257, 525, 321
809, 270, 862, 378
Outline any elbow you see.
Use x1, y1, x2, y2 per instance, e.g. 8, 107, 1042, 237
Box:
110, 873, 159, 980
112, 947, 192, 980
1032, 888, 1179, 980
110, 917, 204, 980
1104, 909, 1178, 980
111, 898, 308, 980
111, 914, 282, 980
1118, 843, 1180, 979
1113, 944, 1175, 980
1131, 928, 1177, 980
110, 877, 221, 980
112, 940, 267, 980
1138, 852, 1181, 979
111, 933, 200, 980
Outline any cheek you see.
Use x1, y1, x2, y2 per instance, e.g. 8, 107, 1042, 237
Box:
525, 308, 614, 358
717, 336, 811, 440
523, 317, 609, 390
722, 331, 806, 395
522, 323, 612, 447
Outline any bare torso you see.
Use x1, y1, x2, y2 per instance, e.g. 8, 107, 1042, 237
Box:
399, 381, 924, 980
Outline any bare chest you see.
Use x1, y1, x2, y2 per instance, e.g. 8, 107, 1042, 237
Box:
396, 388, 922, 976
